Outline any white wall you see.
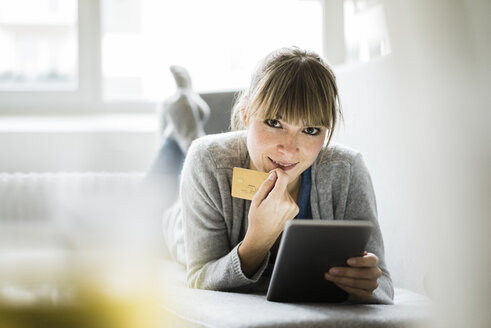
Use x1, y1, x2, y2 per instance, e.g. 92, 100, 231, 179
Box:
0, 131, 155, 173
0, 91, 236, 173
334, 0, 490, 326
0, 115, 157, 173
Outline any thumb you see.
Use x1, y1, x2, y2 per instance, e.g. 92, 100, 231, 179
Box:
251, 171, 277, 207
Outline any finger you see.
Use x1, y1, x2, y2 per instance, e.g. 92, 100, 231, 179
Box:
268, 169, 290, 198
346, 252, 379, 268
251, 171, 277, 206
325, 273, 379, 291
328, 266, 382, 280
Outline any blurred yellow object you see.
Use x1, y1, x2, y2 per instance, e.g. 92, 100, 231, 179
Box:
0, 222, 170, 327
0, 281, 169, 328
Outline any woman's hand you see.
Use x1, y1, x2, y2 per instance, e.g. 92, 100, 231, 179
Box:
238, 169, 299, 277
324, 251, 382, 301
247, 169, 299, 248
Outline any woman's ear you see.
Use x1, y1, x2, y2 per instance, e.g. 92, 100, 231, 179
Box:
241, 107, 249, 128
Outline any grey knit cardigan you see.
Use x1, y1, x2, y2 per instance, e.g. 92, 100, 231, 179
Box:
163, 130, 394, 304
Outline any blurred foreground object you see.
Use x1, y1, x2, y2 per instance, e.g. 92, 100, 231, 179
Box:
0, 173, 170, 328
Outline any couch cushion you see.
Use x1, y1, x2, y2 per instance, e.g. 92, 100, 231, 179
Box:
159, 261, 431, 328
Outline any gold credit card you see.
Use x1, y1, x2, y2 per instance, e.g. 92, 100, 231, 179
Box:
231, 167, 270, 200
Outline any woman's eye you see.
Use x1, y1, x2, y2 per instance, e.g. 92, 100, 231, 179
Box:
265, 119, 281, 128
303, 127, 321, 136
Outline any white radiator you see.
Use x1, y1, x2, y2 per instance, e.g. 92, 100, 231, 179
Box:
0, 172, 145, 223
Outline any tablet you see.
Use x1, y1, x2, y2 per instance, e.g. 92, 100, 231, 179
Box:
266, 220, 373, 303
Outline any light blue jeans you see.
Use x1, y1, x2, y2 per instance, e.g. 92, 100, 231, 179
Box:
145, 137, 185, 211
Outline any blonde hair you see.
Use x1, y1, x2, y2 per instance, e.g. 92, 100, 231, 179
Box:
231, 46, 342, 149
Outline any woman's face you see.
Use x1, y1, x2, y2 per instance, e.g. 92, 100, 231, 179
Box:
245, 113, 326, 187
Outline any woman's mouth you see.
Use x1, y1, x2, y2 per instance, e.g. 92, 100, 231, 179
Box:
268, 157, 298, 171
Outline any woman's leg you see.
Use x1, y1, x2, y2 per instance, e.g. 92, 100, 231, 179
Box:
143, 137, 186, 261
145, 137, 185, 211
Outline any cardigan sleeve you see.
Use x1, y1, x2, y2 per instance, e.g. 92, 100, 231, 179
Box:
343, 153, 395, 304
180, 139, 269, 290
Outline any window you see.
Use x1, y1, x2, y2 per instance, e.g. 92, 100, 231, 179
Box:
101, 0, 323, 101
344, 0, 391, 64
0, 0, 78, 91
0, 0, 325, 112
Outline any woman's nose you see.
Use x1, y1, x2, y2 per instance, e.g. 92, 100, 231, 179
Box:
277, 133, 299, 155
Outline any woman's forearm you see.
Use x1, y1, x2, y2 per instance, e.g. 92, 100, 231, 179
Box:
237, 235, 270, 278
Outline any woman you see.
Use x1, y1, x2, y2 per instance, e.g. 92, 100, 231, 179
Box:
163, 47, 394, 304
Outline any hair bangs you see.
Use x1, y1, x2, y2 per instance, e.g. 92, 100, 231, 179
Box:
250, 62, 336, 129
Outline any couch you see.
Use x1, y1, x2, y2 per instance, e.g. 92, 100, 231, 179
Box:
0, 172, 431, 328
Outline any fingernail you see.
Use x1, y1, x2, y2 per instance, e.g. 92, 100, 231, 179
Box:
347, 258, 356, 266
268, 171, 276, 180
330, 268, 339, 275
